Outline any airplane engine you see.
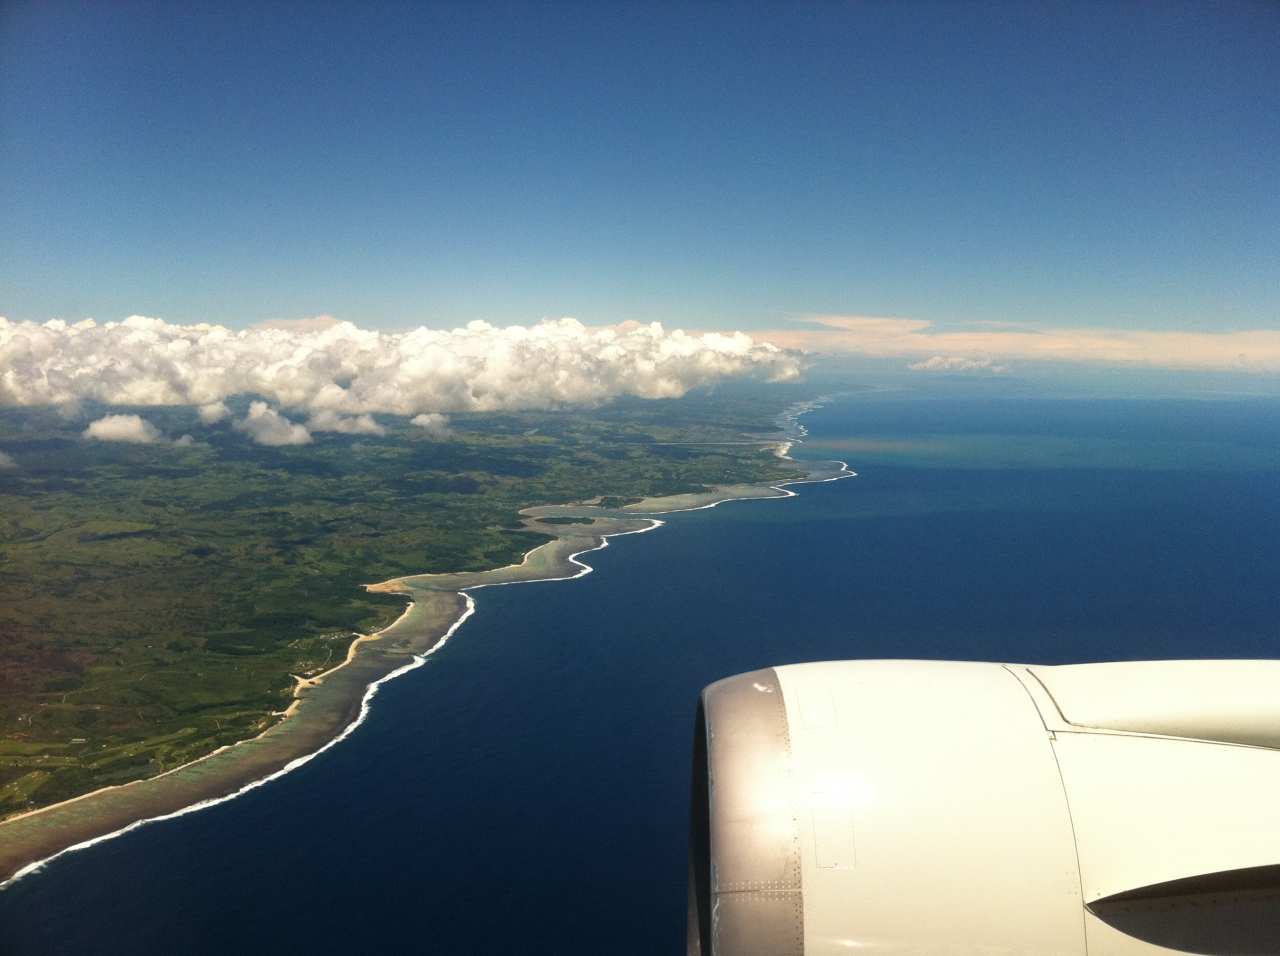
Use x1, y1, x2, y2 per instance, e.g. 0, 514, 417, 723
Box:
687, 659, 1280, 956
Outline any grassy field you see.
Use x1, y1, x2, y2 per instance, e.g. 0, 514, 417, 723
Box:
0, 391, 800, 816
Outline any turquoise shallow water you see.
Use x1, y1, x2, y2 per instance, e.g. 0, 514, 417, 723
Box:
2, 396, 1277, 955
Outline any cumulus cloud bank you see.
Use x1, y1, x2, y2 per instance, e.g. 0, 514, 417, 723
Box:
0, 316, 803, 415
83, 414, 163, 443
234, 401, 313, 446
411, 412, 451, 438
198, 401, 231, 424
308, 409, 386, 436
758, 316, 1280, 372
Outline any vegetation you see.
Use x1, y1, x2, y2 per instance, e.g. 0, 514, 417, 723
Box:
0, 391, 799, 816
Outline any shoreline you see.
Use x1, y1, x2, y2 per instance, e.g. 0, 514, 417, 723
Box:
0, 422, 852, 886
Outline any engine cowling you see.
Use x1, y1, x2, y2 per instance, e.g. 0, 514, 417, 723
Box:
687, 659, 1280, 956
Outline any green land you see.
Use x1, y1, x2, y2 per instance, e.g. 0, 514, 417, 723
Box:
0, 391, 801, 818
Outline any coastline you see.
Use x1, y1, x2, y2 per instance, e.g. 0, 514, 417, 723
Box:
0, 422, 852, 886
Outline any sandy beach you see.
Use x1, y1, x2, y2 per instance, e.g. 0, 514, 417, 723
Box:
0, 453, 851, 886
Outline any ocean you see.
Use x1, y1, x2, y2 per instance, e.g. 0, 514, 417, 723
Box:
1, 394, 1277, 955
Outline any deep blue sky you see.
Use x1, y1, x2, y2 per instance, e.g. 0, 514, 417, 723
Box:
1, 0, 1276, 332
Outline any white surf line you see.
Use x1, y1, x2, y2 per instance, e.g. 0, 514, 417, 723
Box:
460, 518, 666, 593
629, 462, 854, 516
2, 400, 848, 888
1, 596, 478, 889
2, 516, 656, 888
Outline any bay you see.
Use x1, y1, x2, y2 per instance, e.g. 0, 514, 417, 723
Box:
1, 395, 1277, 955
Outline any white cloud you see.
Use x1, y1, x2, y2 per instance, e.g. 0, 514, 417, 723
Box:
410, 412, 451, 438
198, 401, 231, 424
173, 434, 207, 448
0, 316, 803, 414
0, 451, 17, 469
233, 401, 313, 446
756, 316, 1280, 372
83, 414, 162, 443
308, 409, 386, 436
908, 356, 1010, 372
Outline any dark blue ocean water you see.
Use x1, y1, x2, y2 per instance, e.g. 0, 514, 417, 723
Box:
2, 397, 1277, 955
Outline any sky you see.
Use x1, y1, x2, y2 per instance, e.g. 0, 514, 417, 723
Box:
1, 1, 1277, 351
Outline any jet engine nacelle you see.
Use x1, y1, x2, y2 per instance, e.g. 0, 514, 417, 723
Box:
687, 660, 1280, 956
